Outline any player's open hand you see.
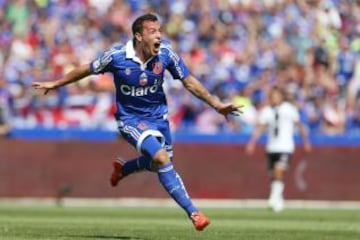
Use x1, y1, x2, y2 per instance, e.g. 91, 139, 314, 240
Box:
32, 81, 59, 95
215, 102, 243, 120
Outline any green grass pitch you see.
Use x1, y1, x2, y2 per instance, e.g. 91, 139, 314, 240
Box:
0, 205, 359, 240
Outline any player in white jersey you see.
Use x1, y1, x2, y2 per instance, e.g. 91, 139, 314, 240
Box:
32, 13, 242, 230
246, 86, 311, 212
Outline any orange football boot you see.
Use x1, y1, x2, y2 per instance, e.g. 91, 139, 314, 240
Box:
110, 159, 125, 187
191, 212, 210, 231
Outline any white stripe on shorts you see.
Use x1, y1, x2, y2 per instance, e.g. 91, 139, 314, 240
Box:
122, 125, 141, 140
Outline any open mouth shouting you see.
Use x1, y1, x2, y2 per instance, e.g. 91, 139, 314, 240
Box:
153, 41, 161, 53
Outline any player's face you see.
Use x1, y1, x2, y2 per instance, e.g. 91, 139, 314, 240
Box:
269, 90, 283, 106
139, 20, 162, 56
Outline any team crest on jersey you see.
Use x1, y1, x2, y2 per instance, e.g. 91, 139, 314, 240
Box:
137, 122, 147, 130
139, 72, 148, 86
152, 61, 163, 74
125, 67, 131, 75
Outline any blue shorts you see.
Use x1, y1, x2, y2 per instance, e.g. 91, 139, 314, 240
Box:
117, 118, 173, 159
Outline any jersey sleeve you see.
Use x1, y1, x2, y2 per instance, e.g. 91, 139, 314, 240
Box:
163, 43, 190, 80
90, 48, 117, 74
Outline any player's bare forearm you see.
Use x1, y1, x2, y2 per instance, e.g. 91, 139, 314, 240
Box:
55, 64, 92, 88
296, 122, 309, 142
296, 121, 312, 152
249, 124, 266, 144
246, 123, 266, 155
182, 75, 221, 110
32, 64, 92, 94
182, 75, 243, 118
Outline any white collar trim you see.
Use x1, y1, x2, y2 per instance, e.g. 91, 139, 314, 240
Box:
125, 40, 136, 59
125, 40, 159, 68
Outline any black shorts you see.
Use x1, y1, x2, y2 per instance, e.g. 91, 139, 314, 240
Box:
266, 153, 292, 171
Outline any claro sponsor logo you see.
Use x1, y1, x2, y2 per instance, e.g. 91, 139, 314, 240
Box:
120, 84, 158, 96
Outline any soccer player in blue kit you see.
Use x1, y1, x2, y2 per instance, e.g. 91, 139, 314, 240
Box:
32, 13, 242, 231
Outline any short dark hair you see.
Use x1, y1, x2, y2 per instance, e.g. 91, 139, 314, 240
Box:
132, 13, 159, 36
270, 86, 285, 97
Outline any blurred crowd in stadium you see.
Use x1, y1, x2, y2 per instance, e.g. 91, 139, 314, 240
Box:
1, 0, 360, 136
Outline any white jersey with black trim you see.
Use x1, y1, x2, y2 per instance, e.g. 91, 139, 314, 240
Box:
258, 102, 300, 153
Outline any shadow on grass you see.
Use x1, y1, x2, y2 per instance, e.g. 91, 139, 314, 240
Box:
67, 235, 144, 239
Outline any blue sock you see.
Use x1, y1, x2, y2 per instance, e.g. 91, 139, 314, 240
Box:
157, 162, 198, 216
122, 156, 154, 176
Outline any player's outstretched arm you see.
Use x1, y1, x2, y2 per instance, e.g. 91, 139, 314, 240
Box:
32, 64, 92, 95
246, 123, 267, 155
182, 75, 243, 119
296, 121, 312, 153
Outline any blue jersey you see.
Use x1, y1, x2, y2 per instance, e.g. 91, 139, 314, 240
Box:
90, 40, 190, 121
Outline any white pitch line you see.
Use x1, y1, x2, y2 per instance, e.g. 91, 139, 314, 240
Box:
0, 198, 360, 210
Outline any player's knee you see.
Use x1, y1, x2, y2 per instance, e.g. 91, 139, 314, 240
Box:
274, 165, 285, 179
152, 149, 170, 167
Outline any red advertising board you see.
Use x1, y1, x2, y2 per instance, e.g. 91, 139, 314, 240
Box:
0, 139, 359, 200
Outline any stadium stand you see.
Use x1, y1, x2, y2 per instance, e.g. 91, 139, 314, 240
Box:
1, 0, 360, 138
